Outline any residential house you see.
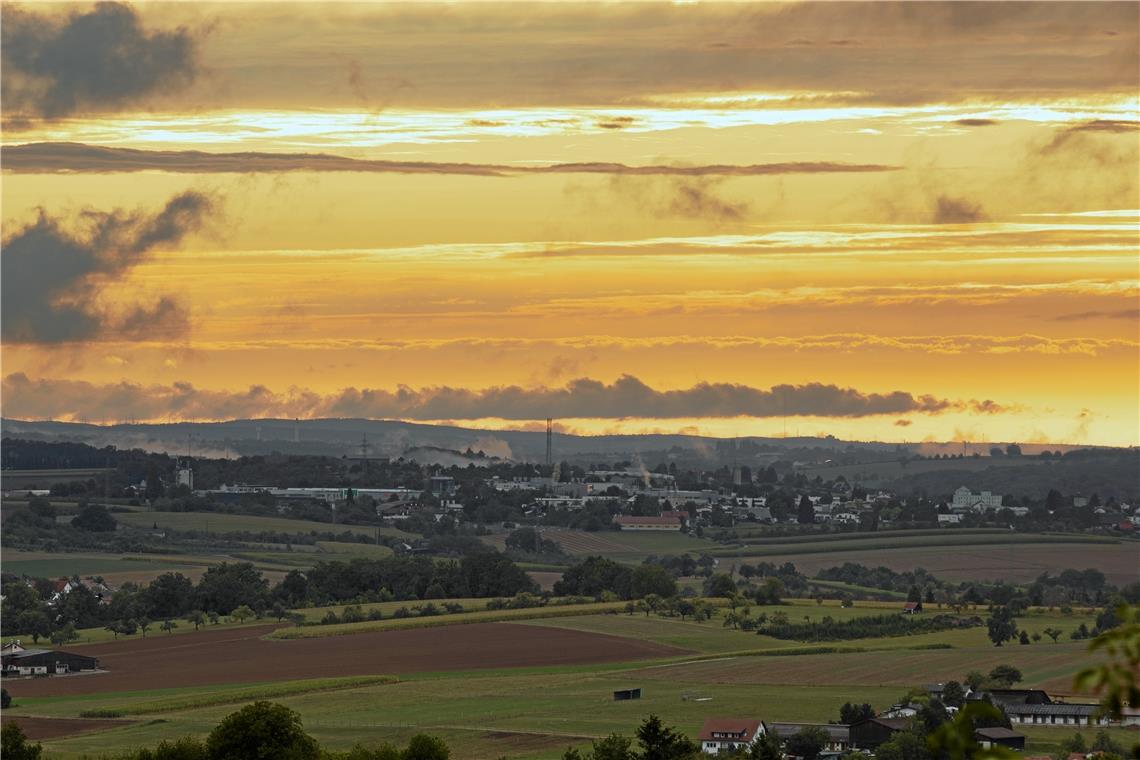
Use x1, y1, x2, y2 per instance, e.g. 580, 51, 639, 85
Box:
698, 718, 765, 756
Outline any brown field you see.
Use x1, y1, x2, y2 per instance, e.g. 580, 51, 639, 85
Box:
722, 542, 1139, 585
624, 642, 1098, 696
6, 716, 136, 740
5, 623, 685, 698
528, 571, 564, 591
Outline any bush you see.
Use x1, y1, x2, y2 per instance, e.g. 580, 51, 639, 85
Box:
205, 701, 319, 760
1, 722, 42, 759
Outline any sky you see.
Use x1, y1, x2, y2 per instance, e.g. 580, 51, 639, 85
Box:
1, 1, 1138, 446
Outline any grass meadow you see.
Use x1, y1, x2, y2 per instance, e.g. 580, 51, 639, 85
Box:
8, 601, 1121, 760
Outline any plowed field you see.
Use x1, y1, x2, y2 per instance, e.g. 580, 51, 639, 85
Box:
5, 622, 685, 698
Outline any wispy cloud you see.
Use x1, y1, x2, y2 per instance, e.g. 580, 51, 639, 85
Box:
3, 143, 900, 178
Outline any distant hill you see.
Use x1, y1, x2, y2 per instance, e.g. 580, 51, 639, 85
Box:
0, 417, 1106, 471
2, 416, 905, 465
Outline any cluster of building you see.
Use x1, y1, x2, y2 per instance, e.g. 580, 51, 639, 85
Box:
0, 641, 98, 677
696, 686, 1139, 756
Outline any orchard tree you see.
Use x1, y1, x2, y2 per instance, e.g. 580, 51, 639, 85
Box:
988, 664, 1023, 688
987, 606, 1018, 647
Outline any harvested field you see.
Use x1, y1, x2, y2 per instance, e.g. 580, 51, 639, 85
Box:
722, 542, 1139, 585
6, 716, 136, 740
5, 623, 685, 698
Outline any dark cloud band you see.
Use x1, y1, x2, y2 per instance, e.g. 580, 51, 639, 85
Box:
1, 373, 1009, 422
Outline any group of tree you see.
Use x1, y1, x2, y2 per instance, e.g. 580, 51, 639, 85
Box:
762, 612, 980, 643
553, 557, 678, 600
2, 550, 536, 642
561, 715, 698, 760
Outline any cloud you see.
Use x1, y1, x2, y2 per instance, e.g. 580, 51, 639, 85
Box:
0, 373, 1012, 423
954, 118, 998, 127
894, 419, 913, 427
932, 195, 987, 224
42, 1, 1137, 112
1, 191, 215, 344
1, 2, 202, 120
1061, 119, 1140, 134
2, 143, 901, 178
665, 180, 749, 221
1052, 308, 1140, 322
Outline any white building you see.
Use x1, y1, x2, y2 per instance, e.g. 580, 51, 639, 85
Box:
952, 486, 1003, 512
699, 719, 765, 755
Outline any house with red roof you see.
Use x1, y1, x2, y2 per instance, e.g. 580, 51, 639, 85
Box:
698, 718, 765, 755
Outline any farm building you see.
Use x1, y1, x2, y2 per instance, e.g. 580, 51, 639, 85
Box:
849, 717, 909, 749
768, 723, 850, 753
975, 728, 1025, 750
613, 515, 681, 531
2, 648, 98, 676
902, 601, 922, 614
698, 718, 765, 755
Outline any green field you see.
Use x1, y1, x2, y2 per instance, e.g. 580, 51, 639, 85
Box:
1, 549, 216, 583
707, 531, 1118, 558
7, 600, 1119, 760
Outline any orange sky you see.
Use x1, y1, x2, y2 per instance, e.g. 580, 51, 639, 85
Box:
2, 1, 1138, 445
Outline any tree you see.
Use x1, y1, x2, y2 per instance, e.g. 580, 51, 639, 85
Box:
926, 703, 1016, 760
750, 729, 783, 760
1044, 627, 1063, 644
161, 619, 178, 634
232, 605, 255, 624
630, 564, 678, 599
797, 496, 815, 524
785, 726, 829, 760
704, 573, 737, 598
402, 734, 450, 760
50, 622, 77, 647
205, 701, 319, 760
874, 731, 929, 760
1019, 630, 1030, 645
987, 606, 1018, 647
1074, 603, 1140, 723
15, 610, 51, 644
589, 734, 635, 760
186, 610, 206, 631
964, 670, 985, 691
195, 563, 269, 616
941, 681, 965, 708
1, 688, 10, 709
71, 503, 116, 532
636, 714, 697, 760
139, 617, 152, 638
839, 702, 876, 724
988, 664, 1023, 688
1, 722, 42, 760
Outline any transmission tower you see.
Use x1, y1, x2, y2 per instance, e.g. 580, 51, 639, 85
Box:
545, 418, 553, 471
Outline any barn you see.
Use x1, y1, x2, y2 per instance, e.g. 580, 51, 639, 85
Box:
1, 648, 99, 676
849, 717, 909, 749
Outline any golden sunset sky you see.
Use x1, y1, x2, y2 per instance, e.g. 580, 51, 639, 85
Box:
2, 1, 1138, 445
